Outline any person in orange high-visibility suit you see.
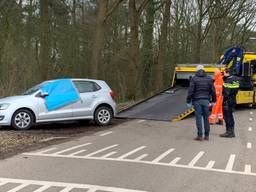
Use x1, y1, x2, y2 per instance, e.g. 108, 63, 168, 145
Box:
209, 69, 224, 124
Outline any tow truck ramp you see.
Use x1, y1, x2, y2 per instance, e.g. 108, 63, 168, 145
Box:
117, 87, 194, 121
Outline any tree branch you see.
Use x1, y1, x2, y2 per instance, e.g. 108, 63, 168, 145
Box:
105, 0, 124, 19
138, 0, 150, 15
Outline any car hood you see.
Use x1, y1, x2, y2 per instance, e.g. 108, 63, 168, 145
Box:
0, 95, 35, 103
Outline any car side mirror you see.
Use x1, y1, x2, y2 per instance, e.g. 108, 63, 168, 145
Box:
39, 91, 49, 98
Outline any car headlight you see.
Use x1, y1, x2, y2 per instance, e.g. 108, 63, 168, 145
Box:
0, 103, 10, 110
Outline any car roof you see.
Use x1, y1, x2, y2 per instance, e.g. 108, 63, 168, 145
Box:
45, 78, 105, 83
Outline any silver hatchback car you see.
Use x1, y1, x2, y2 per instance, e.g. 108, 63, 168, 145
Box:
0, 79, 117, 130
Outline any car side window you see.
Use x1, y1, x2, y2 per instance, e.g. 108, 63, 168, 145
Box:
73, 81, 101, 93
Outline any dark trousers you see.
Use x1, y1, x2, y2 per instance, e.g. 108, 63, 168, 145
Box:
223, 104, 235, 134
193, 99, 210, 137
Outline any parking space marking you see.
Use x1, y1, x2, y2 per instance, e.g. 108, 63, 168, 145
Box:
85, 144, 118, 157
137, 120, 146, 123
152, 148, 175, 163
247, 143, 252, 149
225, 154, 235, 172
118, 146, 146, 159
68, 150, 87, 156
250, 112, 253, 115
54, 143, 91, 155
188, 151, 204, 167
248, 127, 252, 131
100, 131, 113, 136
24, 144, 256, 177
0, 178, 148, 192
245, 164, 252, 173
249, 118, 253, 121
38, 148, 57, 154
7, 183, 28, 192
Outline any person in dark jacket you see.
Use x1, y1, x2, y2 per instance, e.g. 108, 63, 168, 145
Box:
220, 68, 240, 138
187, 65, 216, 141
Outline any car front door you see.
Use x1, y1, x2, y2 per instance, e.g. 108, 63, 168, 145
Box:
72, 80, 101, 118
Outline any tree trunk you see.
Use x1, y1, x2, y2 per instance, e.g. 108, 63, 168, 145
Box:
39, 0, 50, 81
126, 0, 140, 100
154, 1, 171, 91
140, 1, 154, 96
89, 1, 108, 78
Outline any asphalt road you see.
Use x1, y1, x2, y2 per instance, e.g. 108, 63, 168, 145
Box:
0, 108, 255, 192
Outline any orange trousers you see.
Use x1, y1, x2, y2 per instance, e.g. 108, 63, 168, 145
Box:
209, 95, 223, 124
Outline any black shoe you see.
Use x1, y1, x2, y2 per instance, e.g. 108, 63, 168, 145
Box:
194, 136, 203, 141
204, 136, 209, 141
220, 133, 235, 138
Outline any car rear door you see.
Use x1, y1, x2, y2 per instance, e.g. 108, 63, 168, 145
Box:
72, 80, 101, 118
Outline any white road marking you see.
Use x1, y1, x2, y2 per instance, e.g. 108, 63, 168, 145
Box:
247, 142, 252, 149
248, 127, 252, 131
188, 151, 205, 167
85, 144, 118, 157
37, 148, 57, 154
101, 151, 117, 158
33, 185, 51, 192
249, 118, 253, 121
59, 186, 73, 192
169, 157, 181, 165
206, 161, 215, 169
0, 181, 7, 186
245, 164, 252, 173
100, 131, 113, 136
68, 150, 87, 156
137, 120, 146, 123
250, 112, 253, 115
118, 146, 146, 159
54, 143, 91, 155
152, 148, 175, 163
134, 154, 148, 161
24, 151, 256, 177
0, 178, 148, 192
6, 183, 28, 192
225, 154, 236, 172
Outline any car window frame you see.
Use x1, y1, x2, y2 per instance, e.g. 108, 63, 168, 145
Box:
72, 80, 101, 93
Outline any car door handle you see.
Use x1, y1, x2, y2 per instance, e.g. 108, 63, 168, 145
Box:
92, 95, 98, 98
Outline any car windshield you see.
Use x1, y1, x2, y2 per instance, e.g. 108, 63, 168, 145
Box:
22, 82, 48, 95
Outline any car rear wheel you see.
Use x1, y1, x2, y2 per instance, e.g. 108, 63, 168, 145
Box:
94, 106, 113, 126
11, 109, 34, 130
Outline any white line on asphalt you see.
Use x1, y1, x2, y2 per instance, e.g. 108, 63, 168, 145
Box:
250, 112, 253, 115
245, 164, 252, 173
100, 131, 113, 136
24, 152, 256, 177
101, 151, 117, 158
249, 127, 252, 131
54, 143, 91, 155
169, 157, 181, 165
152, 148, 175, 163
134, 154, 148, 161
59, 186, 73, 192
33, 185, 51, 192
137, 120, 146, 123
247, 143, 252, 149
188, 151, 205, 167
118, 146, 146, 159
6, 183, 28, 192
85, 144, 119, 157
206, 161, 215, 169
68, 150, 87, 156
37, 148, 57, 154
249, 118, 253, 121
0, 178, 148, 192
0, 181, 7, 187
225, 154, 236, 172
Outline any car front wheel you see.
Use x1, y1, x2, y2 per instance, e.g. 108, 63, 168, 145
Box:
94, 106, 113, 126
11, 109, 34, 130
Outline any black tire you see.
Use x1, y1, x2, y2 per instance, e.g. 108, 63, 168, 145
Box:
94, 106, 113, 126
11, 109, 34, 130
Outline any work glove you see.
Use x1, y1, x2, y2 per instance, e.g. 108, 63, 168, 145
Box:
186, 103, 192, 108
211, 102, 216, 107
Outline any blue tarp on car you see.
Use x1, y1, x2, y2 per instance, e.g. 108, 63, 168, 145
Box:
41, 79, 80, 111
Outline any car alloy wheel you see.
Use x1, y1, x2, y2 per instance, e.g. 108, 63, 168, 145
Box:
95, 106, 112, 126
12, 109, 34, 130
